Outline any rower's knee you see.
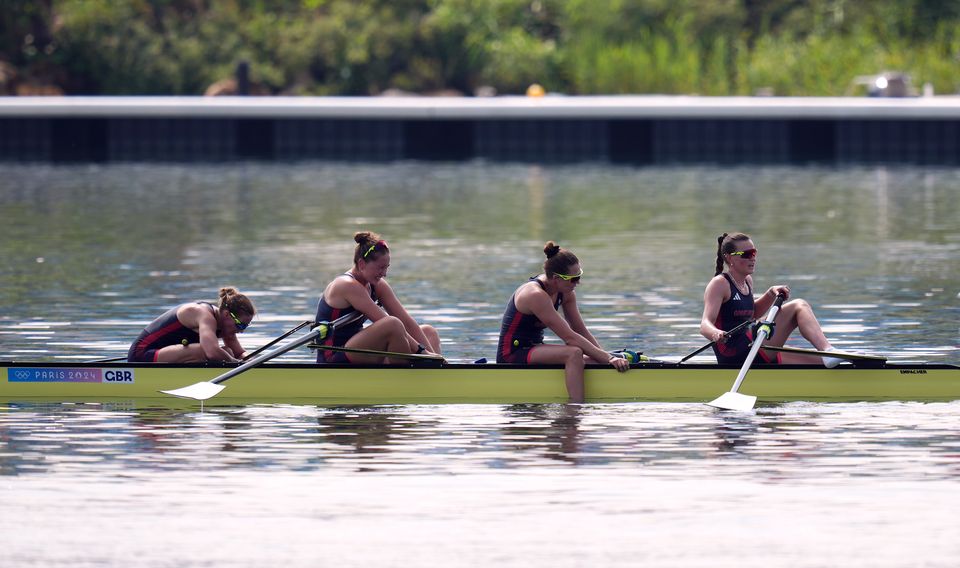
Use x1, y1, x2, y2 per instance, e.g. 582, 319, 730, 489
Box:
421, 324, 441, 351
566, 346, 584, 366
374, 316, 405, 335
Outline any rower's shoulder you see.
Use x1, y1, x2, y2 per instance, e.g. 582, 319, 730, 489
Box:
704, 274, 732, 298
178, 301, 211, 316
328, 273, 361, 289
177, 302, 215, 327
517, 278, 546, 296
706, 273, 730, 288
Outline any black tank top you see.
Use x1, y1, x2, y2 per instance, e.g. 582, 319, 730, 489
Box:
314, 272, 379, 363
128, 301, 218, 359
712, 273, 755, 363
497, 277, 562, 362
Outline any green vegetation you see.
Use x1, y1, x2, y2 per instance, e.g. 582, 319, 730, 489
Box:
2, 0, 958, 96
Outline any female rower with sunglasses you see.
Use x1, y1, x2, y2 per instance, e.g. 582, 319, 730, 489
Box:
700, 232, 843, 367
127, 286, 255, 363
313, 231, 441, 364
497, 241, 630, 402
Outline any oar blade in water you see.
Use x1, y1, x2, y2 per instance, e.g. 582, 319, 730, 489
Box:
160, 381, 226, 401
707, 391, 758, 411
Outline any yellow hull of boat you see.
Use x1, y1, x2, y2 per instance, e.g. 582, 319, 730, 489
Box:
3, 361, 960, 406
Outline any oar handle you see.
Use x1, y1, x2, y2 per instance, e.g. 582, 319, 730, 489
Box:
679, 316, 755, 364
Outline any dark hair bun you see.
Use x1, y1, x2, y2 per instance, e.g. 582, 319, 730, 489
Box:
543, 241, 561, 258
219, 286, 238, 300
354, 231, 372, 244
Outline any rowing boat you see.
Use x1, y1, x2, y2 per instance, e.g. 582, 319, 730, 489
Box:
3, 360, 959, 406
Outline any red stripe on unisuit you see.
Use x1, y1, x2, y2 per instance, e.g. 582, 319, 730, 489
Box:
322, 308, 342, 362
501, 312, 524, 360
137, 320, 186, 352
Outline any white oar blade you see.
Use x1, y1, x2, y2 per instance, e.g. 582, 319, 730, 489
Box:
707, 391, 757, 411
160, 381, 226, 401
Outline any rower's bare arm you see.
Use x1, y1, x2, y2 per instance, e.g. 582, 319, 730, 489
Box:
222, 334, 246, 360
340, 278, 389, 322
527, 292, 613, 366
701, 277, 728, 342
376, 280, 433, 350
561, 292, 602, 349
193, 309, 237, 362
754, 283, 789, 317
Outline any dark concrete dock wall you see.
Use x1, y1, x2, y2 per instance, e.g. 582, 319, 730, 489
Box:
2, 96, 959, 164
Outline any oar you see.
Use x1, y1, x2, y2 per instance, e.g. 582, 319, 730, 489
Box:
160, 312, 364, 401
760, 345, 887, 365
678, 317, 755, 364
707, 293, 785, 411
87, 356, 128, 363
241, 320, 312, 361
310, 344, 445, 363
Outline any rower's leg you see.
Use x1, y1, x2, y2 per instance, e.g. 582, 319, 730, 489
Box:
420, 324, 441, 354
763, 299, 830, 349
155, 343, 207, 363
528, 344, 585, 403
763, 298, 835, 365
345, 316, 409, 364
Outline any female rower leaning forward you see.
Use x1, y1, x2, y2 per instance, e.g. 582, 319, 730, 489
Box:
314, 231, 442, 364
497, 242, 630, 403
127, 287, 255, 363
699, 232, 844, 368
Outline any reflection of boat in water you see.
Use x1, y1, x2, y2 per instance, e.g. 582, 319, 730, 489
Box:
3, 360, 959, 406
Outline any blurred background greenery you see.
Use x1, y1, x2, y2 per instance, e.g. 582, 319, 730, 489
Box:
1, 0, 959, 97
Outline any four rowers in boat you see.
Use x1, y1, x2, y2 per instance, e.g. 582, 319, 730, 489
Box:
130, 229, 852, 401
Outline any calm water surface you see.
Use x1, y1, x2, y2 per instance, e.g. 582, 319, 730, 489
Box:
1, 162, 959, 566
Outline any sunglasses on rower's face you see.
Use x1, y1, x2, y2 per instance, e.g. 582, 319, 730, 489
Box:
555, 268, 584, 283
230, 311, 250, 332
729, 248, 758, 260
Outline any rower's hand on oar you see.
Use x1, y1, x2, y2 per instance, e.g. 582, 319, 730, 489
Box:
767, 285, 790, 300
608, 355, 630, 372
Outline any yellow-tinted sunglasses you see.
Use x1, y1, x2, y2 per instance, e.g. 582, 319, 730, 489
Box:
555, 268, 584, 282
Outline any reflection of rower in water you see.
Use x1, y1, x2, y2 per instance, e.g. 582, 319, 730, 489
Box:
314, 231, 441, 364
127, 287, 255, 363
503, 404, 583, 464
699, 232, 844, 367
497, 241, 630, 402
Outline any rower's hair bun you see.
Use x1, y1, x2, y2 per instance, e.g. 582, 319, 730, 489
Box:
219, 286, 239, 301
544, 241, 561, 258
217, 287, 255, 315
354, 231, 374, 245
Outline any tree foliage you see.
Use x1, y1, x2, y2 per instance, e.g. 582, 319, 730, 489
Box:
1, 0, 958, 95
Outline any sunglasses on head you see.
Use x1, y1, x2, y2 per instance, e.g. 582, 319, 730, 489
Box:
229, 310, 250, 331
555, 268, 584, 283
729, 248, 758, 260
